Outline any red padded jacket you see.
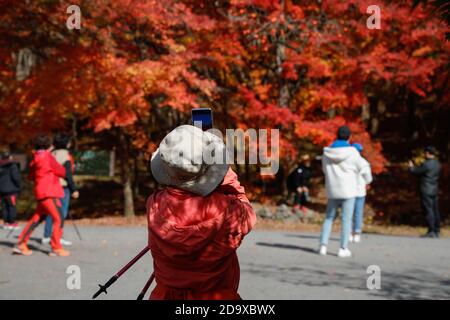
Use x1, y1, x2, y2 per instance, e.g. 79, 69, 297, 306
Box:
147, 168, 256, 300
28, 150, 66, 200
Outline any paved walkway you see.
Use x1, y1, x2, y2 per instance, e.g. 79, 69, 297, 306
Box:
0, 225, 449, 299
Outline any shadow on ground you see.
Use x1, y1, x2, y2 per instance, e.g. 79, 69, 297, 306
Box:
256, 242, 321, 255
242, 257, 450, 299
284, 234, 340, 241
0, 240, 50, 255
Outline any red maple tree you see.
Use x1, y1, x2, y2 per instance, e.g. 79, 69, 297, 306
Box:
0, 0, 448, 214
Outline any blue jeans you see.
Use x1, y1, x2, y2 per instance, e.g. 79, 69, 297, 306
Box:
319, 198, 355, 249
44, 188, 70, 238
352, 196, 366, 234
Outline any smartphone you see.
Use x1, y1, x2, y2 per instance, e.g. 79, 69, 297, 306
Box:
191, 108, 213, 131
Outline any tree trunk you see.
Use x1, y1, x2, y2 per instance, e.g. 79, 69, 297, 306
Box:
276, 33, 289, 108
370, 99, 386, 135
277, 1, 289, 108
276, 1, 289, 198
119, 130, 135, 217
71, 114, 78, 151
133, 154, 140, 196
123, 170, 135, 218
361, 103, 370, 124
407, 93, 419, 142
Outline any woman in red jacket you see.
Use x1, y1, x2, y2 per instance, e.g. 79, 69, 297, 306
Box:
147, 125, 257, 300
13, 135, 70, 257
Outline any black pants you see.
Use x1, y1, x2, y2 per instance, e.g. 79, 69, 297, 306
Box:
1, 195, 18, 224
294, 191, 309, 206
421, 194, 440, 233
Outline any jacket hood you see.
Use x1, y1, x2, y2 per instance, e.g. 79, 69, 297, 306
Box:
0, 160, 13, 175
323, 146, 359, 163
0, 160, 13, 167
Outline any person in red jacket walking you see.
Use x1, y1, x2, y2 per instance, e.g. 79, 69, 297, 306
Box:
147, 125, 257, 300
13, 135, 70, 257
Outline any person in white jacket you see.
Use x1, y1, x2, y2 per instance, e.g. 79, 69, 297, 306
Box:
318, 126, 372, 258
350, 143, 373, 243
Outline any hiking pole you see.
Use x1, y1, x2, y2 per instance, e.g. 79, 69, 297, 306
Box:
6, 227, 15, 239
92, 246, 150, 299
68, 211, 82, 241
68, 195, 82, 241
6, 227, 15, 238
6, 199, 34, 239
72, 220, 82, 241
136, 272, 155, 300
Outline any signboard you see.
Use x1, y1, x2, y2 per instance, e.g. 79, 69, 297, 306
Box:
73, 150, 115, 177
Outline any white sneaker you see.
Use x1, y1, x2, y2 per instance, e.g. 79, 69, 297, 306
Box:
60, 238, 73, 246
349, 234, 354, 243
337, 248, 352, 258
2, 224, 20, 230
41, 237, 51, 245
318, 245, 327, 256
353, 234, 361, 243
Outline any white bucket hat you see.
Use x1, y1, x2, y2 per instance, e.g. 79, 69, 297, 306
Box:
150, 125, 230, 196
